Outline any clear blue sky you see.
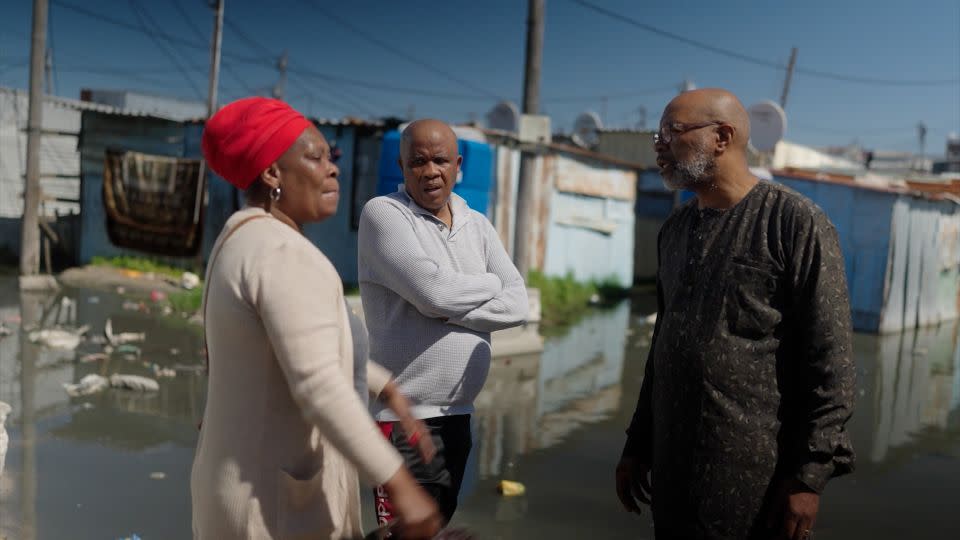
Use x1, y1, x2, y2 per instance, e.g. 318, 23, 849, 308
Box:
1, 0, 958, 155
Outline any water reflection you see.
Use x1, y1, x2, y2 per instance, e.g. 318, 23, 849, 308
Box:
473, 301, 632, 481
1, 274, 959, 539
853, 324, 960, 467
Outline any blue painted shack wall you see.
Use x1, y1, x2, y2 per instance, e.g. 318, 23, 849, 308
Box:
632, 170, 960, 333
77, 111, 188, 265
774, 175, 896, 333
543, 191, 635, 287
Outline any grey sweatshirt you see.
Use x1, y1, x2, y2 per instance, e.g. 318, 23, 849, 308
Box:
358, 187, 529, 420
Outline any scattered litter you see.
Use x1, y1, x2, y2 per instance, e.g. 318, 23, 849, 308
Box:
161, 305, 173, 316
172, 364, 205, 372
80, 353, 109, 363
150, 472, 166, 480
116, 286, 126, 294
109, 374, 160, 392
63, 374, 110, 397
0, 323, 11, 338
152, 364, 177, 378
150, 290, 167, 303
181, 271, 200, 290
497, 480, 526, 497
104, 319, 146, 346
120, 269, 143, 279
29, 325, 90, 350
169, 348, 180, 356
188, 313, 203, 325
121, 301, 142, 311
1, 401, 11, 478
114, 344, 142, 361
87, 296, 100, 304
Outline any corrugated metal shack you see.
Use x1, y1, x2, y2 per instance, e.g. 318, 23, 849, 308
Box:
482, 129, 639, 288
632, 165, 960, 334
75, 108, 394, 284
0, 87, 102, 264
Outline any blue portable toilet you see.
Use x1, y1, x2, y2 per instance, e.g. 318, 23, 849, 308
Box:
377, 130, 495, 217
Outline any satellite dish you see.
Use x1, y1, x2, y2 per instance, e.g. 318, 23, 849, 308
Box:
747, 100, 787, 152
486, 101, 520, 132
572, 111, 603, 148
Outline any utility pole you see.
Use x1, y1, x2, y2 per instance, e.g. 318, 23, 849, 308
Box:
20, 0, 47, 280
44, 48, 53, 94
513, 0, 545, 277
193, 0, 224, 266
206, 0, 224, 117
272, 50, 288, 100
780, 47, 798, 109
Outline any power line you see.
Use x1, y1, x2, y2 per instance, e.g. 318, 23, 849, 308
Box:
220, 15, 382, 116
127, 0, 205, 100
170, 0, 260, 97
50, 0, 274, 66
569, 0, 960, 87
299, 0, 503, 100
543, 84, 677, 103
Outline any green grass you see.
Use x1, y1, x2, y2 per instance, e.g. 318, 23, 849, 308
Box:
90, 255, 198, 279
527, 270, 631, 332
168, 287, 204, 314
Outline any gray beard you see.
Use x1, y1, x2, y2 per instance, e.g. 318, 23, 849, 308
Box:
661, 147, 716, 191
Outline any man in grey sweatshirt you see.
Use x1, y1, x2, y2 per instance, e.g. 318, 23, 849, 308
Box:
358, 119, 528, 528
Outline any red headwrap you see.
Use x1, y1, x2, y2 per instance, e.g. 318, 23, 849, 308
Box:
201, 97, 313, 190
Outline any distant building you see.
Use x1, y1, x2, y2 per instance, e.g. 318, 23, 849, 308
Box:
933, 135, 960, 174
80, 89, 206, 121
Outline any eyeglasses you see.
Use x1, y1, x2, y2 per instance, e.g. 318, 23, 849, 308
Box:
653, 121, 725, 146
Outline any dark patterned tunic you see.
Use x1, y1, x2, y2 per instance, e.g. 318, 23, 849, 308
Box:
624, 180, 856, 539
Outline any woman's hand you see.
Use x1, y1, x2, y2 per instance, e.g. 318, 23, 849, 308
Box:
380, 381, 436, 463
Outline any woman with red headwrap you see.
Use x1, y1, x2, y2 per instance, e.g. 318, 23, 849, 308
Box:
190, 97, 440, 539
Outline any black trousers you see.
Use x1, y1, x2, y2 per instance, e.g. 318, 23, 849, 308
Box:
373, 414, 473, 530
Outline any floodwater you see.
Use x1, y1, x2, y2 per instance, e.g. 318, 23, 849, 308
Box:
0, 275, 958, 539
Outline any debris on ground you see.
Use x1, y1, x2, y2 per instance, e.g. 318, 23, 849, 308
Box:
109, 374, 160, 392
497, 480, 526, 496
121, 300, 142, 311
28, 325, 90, 350
63, 374, 110, 397
104, 319, 146, 346
151, 364, 177, 378
149, 290, 167, 303
1, 401, 11, 478
150, 472, 166, 480
79, 353, 109, 363
114, 344, 142, 360
0, 323, 11, 338
181, 271, 200, 290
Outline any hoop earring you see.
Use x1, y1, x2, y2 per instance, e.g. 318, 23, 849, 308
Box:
270, 186, 281, 202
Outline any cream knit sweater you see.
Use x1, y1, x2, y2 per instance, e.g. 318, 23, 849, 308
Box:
191, 207, 402, 539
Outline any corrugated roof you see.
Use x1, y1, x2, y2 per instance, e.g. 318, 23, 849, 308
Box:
474, 127, 645, 170
182, 115, 387, 127
0, 86, 179, 120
